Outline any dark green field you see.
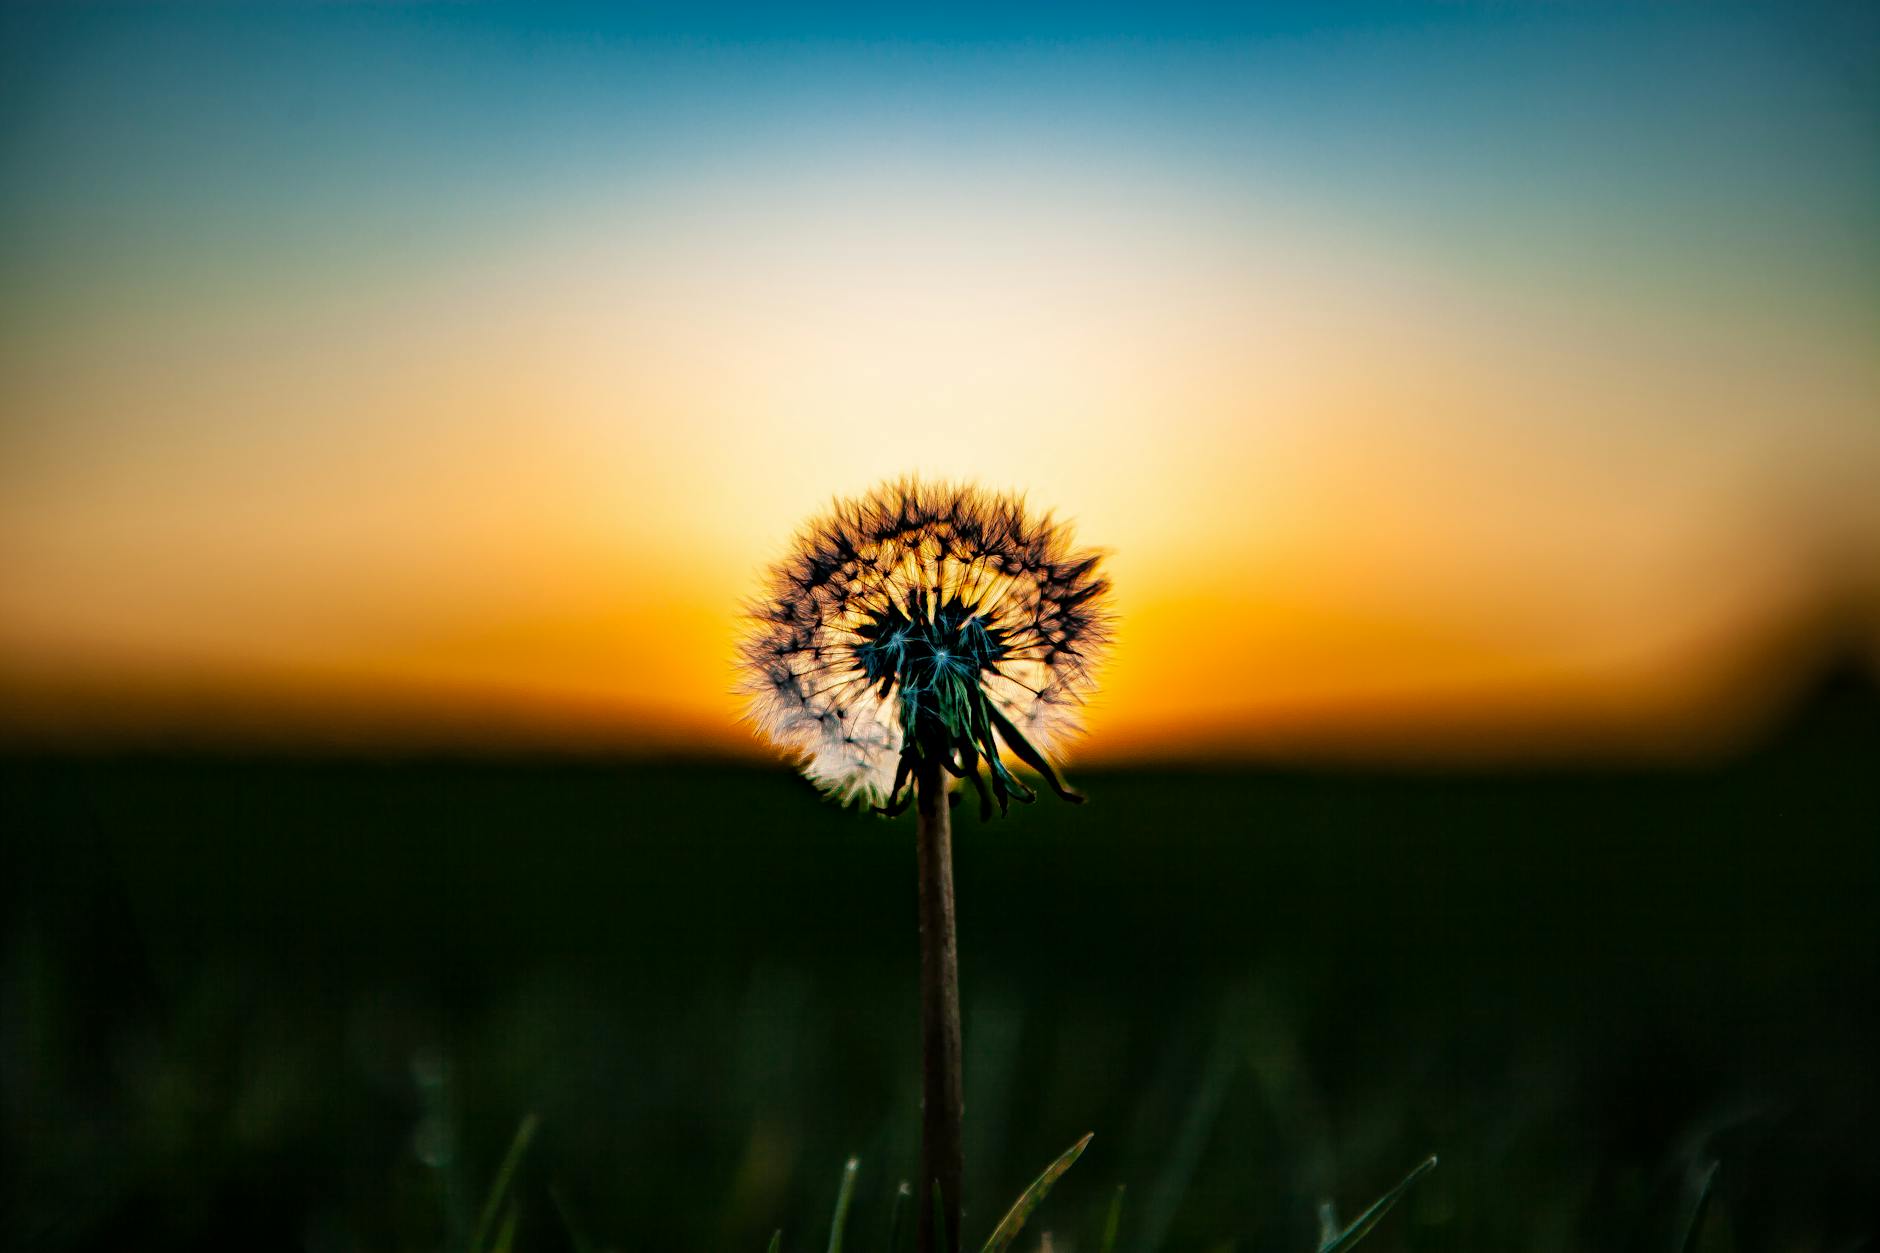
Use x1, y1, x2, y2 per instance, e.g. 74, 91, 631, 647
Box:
5, 680, 1877, 1252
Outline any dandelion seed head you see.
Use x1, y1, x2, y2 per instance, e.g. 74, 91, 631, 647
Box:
738, 477, 1112, 812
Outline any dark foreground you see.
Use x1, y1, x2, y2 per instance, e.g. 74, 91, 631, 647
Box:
4, 689, 1877, 1252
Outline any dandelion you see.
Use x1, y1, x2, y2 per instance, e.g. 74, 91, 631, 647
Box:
740, 477, 1111, 818
738, 477, 1111, 1253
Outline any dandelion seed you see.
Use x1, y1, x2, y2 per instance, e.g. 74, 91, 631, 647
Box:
738, 477, 1112, 819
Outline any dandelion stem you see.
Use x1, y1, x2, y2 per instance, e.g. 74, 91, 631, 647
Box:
915, 758, 964, 1253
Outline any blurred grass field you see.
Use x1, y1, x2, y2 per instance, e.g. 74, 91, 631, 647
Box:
3, 675, 1876, 1252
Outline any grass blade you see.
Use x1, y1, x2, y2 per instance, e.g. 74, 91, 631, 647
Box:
1677, 1161, 1718, 1253
471, 1113, 540, 1253
767, 1229, 782, 1253
1139, 1016, 1240, 1253
1319, 1155, 1437, 1253
827, 1157, 860, 1253
1099, 1185, 1126, 1253
887, 1182, 911, 1253
488, 1205, 520, 1253
1318, 1201, 1341, 1248
979, 1133, 1094, 1253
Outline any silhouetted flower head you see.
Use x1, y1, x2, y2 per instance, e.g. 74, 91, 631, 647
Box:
740, 478, 1111, 815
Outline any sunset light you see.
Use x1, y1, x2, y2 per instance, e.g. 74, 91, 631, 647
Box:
3, 5, 1875, 758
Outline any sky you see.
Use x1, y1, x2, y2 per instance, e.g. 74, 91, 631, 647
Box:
2, 1, 1876, 760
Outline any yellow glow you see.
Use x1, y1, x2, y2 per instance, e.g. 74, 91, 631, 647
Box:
3, 158, 1876, 756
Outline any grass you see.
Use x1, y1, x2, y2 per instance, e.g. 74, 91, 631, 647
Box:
785, 1143, 1433, 1253
461, 1109, 1738, 1253
2, 683, 1875, 1250
475, 1116, 1430, 1253
469, 1114, 538, 1253
1316, 1157, 1437, 1253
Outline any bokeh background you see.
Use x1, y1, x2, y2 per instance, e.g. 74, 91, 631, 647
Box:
3, 2, 1876, 1250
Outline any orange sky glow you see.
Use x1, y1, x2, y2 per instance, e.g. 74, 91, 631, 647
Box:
3, 10, 1876, 762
